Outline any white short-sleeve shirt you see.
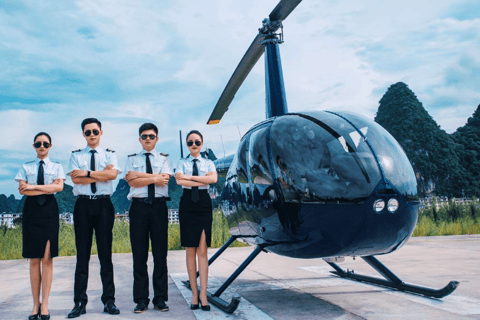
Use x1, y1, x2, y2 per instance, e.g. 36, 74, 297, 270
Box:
15, 157, 66, 194
67, 146, 122, 196
124, 149, 173, 200
176, 155, 216, 190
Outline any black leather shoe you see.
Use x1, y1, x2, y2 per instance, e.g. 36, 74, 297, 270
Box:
134, 302, 148, 313
40, 314, 50, 320
154, 301, 169, 312
200, 298, 210, 311
103, 300, 120, 315
67, 302, 86, 318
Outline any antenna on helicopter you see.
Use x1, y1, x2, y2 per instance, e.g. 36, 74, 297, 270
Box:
220, 135, 226, 157
179, 130, 184, 158
237, 125, 242, 140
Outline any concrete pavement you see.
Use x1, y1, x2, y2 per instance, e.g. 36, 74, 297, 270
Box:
1, 235, 479, 319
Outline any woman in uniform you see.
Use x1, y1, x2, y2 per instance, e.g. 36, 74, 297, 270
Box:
15, 132, 65, 320
175, 130, 217, 311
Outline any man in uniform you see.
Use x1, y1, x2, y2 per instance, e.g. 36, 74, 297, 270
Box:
124, 122, 172, 313
67, 118, 121, 318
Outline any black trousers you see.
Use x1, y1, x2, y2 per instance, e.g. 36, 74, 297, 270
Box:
129, 200, 169, 305
73, 198, 115, 304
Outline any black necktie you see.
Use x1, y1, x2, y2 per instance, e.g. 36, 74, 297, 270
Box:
191, 159, 199, 203
90, 150, 97, 194
145, 153, 155, 203
37, 160, 46, 205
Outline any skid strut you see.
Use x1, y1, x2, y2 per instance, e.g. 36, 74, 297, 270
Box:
183, 235, 264, 314
326, 255, 459, 298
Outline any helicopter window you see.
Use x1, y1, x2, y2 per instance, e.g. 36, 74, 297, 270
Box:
249, 126, 273, 185
270, 113, 382, 202
237, 137, 249, 184
333, 111, 418, 199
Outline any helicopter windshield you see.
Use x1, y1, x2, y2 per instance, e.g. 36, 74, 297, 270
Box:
332, 111, 418, 199
269, 112, 381, 202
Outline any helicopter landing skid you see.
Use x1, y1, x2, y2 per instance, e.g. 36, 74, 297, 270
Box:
326, 255, 459, 298
182, 235, 268, 314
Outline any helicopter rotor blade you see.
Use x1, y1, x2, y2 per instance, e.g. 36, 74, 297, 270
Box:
207, 33, 264, 125
269, 0, 302, 22
207, 0, 303, 125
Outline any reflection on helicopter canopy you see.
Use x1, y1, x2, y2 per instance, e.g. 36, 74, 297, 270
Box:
270, 112, 381, 202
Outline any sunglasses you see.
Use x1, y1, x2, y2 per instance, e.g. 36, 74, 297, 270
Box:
34, 142, 50, 148
187, 140, 202, 147
141, 134, 157, 140
84, 129, 100, 137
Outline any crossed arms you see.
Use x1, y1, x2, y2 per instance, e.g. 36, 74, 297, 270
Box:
18, 179, 64, 196
125, 171, 170, 188
70, 164, 118, 185
175, 171, 217, 187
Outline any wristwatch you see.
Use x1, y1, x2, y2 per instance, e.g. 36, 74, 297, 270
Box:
87, 171, 91, 178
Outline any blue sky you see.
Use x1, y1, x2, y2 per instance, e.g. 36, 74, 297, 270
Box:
1, 0, 479, 198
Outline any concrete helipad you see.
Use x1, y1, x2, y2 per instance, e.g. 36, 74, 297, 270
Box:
1, 235, 479, 319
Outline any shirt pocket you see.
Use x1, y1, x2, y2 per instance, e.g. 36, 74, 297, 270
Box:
45, 170, 56, 184
79, 160, 89, 171
133, 159, 145, 173
26, 171, 37, 184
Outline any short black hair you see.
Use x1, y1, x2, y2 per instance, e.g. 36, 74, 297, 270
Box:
186, 130, 203, 142
81, 118, 102, 131
139, 123, 158, 136
34, 132, 51, 144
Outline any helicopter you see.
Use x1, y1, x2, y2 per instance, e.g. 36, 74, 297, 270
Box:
183, 0, 459, 313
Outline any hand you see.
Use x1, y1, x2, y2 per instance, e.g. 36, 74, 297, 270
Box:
206, 171, 215, 176
125, 171, 141, 182
104, 164, 114, 170
175, 172, 188, 180
155, 173, 170, 186
19, 183, 33, 193
70, 169, 88, 178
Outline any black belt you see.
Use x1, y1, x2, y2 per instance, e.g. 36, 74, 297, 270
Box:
132, 197, 171, 203
78, 195, 110, 199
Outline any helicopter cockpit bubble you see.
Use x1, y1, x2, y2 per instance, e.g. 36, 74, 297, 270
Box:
330, 111, 418, 199
269, 112, 382, 203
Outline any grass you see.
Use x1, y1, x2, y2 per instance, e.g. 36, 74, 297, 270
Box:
0, 208, 246, 260
2, 200, 479, 260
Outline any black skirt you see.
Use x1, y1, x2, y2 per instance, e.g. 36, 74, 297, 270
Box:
22, 195, 59, 259
179, 189, 213, 247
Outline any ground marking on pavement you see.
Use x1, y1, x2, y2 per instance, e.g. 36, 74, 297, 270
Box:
170, 273, 273, 320
299, 265, 480, 316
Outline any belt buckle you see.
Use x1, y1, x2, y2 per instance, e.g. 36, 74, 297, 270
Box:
90, 195, 97, 200
144, 198, 153, 204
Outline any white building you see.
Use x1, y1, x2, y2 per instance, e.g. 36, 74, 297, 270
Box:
0, 212, 21, 228
168, 209, 179, 224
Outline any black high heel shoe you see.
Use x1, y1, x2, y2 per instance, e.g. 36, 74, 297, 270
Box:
28, 304, 41, 320
190, 295, 199, 310
199, 297, 210, 311
40, 314, 50, 320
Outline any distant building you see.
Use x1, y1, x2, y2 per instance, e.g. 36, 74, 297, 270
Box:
60, 212, 73, 224
0, 212, 21, 228
168, 209, 179, 224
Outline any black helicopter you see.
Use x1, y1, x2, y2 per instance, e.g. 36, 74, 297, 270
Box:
184, 0, 459, 313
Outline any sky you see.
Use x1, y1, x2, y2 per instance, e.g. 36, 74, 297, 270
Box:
1, 0, 479, 198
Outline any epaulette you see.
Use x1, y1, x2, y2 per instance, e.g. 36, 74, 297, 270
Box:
26, 160, 35, 164
160, 152, 169, 157
128, 153, 137, 157
106, 148, 115, 152
72, 149, 82, 153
